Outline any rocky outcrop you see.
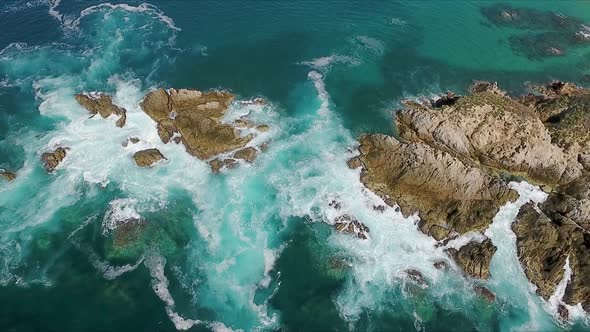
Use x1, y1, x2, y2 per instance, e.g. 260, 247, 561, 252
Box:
333, 214, 369, 240
513, 175, 590, 310
208, 158, 237, 174
75, 93, 127, 128
140, 88, 267, 162
447, 238, 497, 279
395, 87, 582, 187
0, 169, 16, 182
133, 149, 166, 167
233, 147, 257, 162
41, 147, 68, 172
349, 134, 517, 240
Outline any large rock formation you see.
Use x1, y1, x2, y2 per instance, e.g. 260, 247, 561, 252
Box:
349, 134, 517, 240
513, 175, 590, 310
41, 147, 68, 172
133, 149, 166, 167
447, 238, 497, 279
395, 87, 582, 187
351, 81, 590, 304
140, 88, 265, 163
75, 93, 127, 128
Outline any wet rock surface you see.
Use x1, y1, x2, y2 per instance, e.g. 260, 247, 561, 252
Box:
473, 285, 496, 302
350, 134, 517, 240
333, 214, 369, 240
447, 238, 497, 279
133, 149, 166, 167
513, 176, 590, 310
75, 93, 127, 128
0, 169, 16, 182
140, 88, 268, 163
41, 147, 68, 172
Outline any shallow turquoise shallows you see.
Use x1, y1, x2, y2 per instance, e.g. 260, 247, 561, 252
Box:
1, 1, 590, 331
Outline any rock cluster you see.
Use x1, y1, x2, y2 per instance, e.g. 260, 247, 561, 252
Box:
75, 93, 127, 128
333, 214, 369, 240
41, 147, 68, 172
351, 81, 590, 312
140, 88, 268, 171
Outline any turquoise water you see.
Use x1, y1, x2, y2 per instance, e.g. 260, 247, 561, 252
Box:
1, 1, 590, 331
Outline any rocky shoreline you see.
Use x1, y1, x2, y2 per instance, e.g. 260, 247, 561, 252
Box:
350, 80, 590, 313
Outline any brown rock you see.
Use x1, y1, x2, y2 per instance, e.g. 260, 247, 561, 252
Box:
233, 147, 257, 162
209, 158, 237, 173
353, 134, 517, 240
256, 124, 270, 132
75, 93, 127, 127
558, 304, 569, 321
347, 156, 363, 169
334, 214, 369, 239
396, 89, 582, 186
0, 170, 16, 182
140, 88, 262, 160
474, 285, 496, 302
133, 149, 166, 167
513, 176, 590, 311
41, 147, 68, 172
446, 238, 497, 279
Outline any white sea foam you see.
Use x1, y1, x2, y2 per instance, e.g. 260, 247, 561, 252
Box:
102, 198, 141, 235
300, 55, 359, 71
353, 36, 385, 55
71, 2, 181, 31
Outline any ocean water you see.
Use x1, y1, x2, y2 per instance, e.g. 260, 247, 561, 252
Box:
1, 1, 590, 331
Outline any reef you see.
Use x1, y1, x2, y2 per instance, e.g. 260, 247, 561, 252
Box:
351, 81, 590, 311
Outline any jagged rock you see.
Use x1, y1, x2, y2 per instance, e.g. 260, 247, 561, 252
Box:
122, 137, 140, 147
446, 238, 497, 279
352, 134, 517, 240
233, 147, 257, 162
41, 147, 68, 172
431, 92, 460, 108
513, 176, 590, 310
405, 269, 428, 288
0, 170, 16, 182
75, 93, 127, 128
333, 214, 369, 239
347, 156, 363, 169
208, 158, 237, 173
256, 124, 269, 132
558, 304, 569, 321
140, 88, 264, 160
395, 87, 582, 186
373, 205, 386, 212
328, 200, 341, 210
433, 260, 449, 270
474, 285, 496, 302
133, 149, 166, 167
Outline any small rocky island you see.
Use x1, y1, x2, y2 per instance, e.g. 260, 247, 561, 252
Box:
350, 81, 590, 311
74, 88, 270, 171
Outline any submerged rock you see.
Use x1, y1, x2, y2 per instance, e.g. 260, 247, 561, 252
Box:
133, 149, 166, 167
405, 269, 428, 288
75, 93, 127, 128
446, 238, 497, 279
474, 285, 496, 302
433, 260, 450, 270
0, 169, 16, 182
351, 134, 516, 240
333, 214, 369, 239
41, 147, 68, 172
